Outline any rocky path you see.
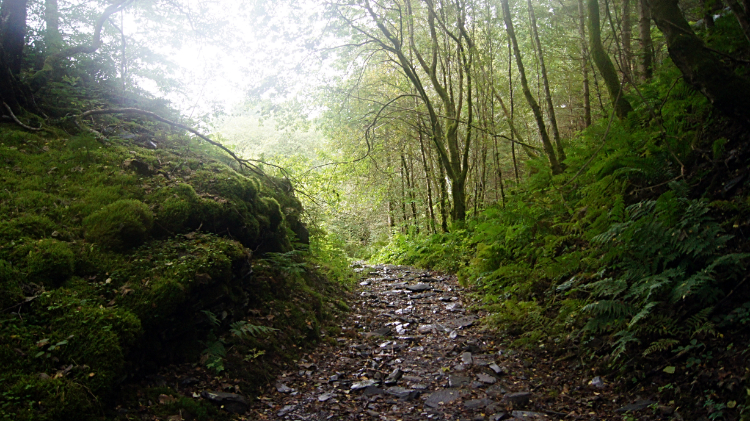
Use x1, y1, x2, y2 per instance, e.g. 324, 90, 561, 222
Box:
246, 264, 664, 421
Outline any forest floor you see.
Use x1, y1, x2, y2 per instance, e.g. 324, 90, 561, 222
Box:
240, 264, 674, 421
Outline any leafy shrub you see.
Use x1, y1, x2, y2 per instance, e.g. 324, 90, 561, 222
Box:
83, 199, 153, 250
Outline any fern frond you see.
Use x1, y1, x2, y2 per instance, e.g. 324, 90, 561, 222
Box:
643, 338, 679, 356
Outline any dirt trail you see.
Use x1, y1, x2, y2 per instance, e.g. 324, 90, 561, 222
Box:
248, 264, 654, 421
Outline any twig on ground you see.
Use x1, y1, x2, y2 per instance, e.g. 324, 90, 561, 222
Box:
3, 102, 42, 131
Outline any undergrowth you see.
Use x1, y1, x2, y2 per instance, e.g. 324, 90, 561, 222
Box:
372, 60, 750, 419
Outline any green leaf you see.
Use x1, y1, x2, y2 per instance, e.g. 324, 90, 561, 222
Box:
663, 366, 676, 374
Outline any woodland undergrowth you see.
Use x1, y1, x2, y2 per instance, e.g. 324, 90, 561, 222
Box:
373, 59, 750, 419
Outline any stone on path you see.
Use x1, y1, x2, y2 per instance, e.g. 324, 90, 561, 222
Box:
385, 386, 420, 401
477, 372, 497, 384
351, 379, 379, 390
503, 391, 532, 406
448, 374, 471, 387
275, 382, 293, 393
616, 399, 657, 412
200, 391, 248, 414
461, 351, 473, 365
425, 389, 462, 408
405, 283, 432, 292
277, 404, 295, 417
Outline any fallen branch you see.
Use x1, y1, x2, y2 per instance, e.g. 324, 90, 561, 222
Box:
74, 108, 265, 176
3, 102, 42, 131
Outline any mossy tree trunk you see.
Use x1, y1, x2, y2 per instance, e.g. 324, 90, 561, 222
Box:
725, 0, 750, 43
588, 0, 633, 119
649, 0, 750, 125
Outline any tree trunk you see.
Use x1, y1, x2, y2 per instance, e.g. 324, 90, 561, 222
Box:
588, 0, 633, 119
0, 0, 28, 76
638, 0, 654, 80
44, 0, 63, 52
578, 0, 593, 127
725, 0, 750, 43
438, 160, 449, 233
649, 0, 750, 125
419, 129, 437, 233
622, 0, 633, 80
528, 0, 566, 162
501, 0, 563, 175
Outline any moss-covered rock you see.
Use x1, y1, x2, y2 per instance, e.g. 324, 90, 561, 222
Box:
83, 199, 153, 250
16, 239, 75, 288
0, 259, 23, 308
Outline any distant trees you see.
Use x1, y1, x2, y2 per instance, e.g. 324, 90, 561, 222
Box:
320, 0, 750, 235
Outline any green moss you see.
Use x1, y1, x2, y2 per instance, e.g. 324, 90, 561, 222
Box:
0, 260, 23, 308
0, 214, 58, 241
2, 376, 94, 421
83, 199, 153, 250
16, 239, 75, 288
260, 196, 284, 230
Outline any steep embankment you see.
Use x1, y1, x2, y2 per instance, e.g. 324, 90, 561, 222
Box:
0, 123, 347, 420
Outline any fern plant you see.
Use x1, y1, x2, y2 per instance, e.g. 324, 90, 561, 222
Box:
582, 186, 748, 358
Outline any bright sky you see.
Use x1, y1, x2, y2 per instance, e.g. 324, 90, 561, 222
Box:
122, 0, 333, 122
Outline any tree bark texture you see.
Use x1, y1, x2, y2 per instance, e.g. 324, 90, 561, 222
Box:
649, 0, 750, 124
588, 0, 633, 119
0, 0, 28, 75
638, 0, 654, 80
725, 0, 750, 43
578, 0, 593, 127
527, 0, 566, 162
44, 0, 63, 51
501, 0, 563, 175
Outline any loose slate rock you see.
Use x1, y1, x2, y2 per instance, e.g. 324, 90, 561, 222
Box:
386, 386, 420, 401
477, 373, 498, 384
200, 391, 248, 414
405, 283, 432, 292
425, 389, 462, 408
275, 382, 293, 393
503, 391, 532, 406
318, 392, 335, 402
510, 411, 547, 419
384, 368, 404, 385
412, 292, 436, 299
445, 315, 476, 329
616, 399, 657, 412
351, 379, 379, 390
489, 363, 504, 375
449, 374, 471, 387
277, 405, 295, 417
461, 351, 473, 365
464, 398, 494, 410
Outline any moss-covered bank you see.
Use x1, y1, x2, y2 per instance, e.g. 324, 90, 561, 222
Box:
0, 123, 346, 420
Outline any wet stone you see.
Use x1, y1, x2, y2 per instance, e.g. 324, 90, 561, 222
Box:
405, 283, 432, 292
363, 386, 386, 396
277, 404, 295, 417
351, 379, 379, 390
318, 392, 335, 402
449, 374, 471, 387
477, 373, 497, 384
385, 386, 420, 401
616, 399, 657, 412
275, 382, 293, 393
510, 411, 547, 419
489, 363, 504, 375
461, 352, 473, 365
464, 398, 494, 410
200, 391, 248, 414
384, 368, 404, 385
425, 389, 462, 408
503, 391, 532, 406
